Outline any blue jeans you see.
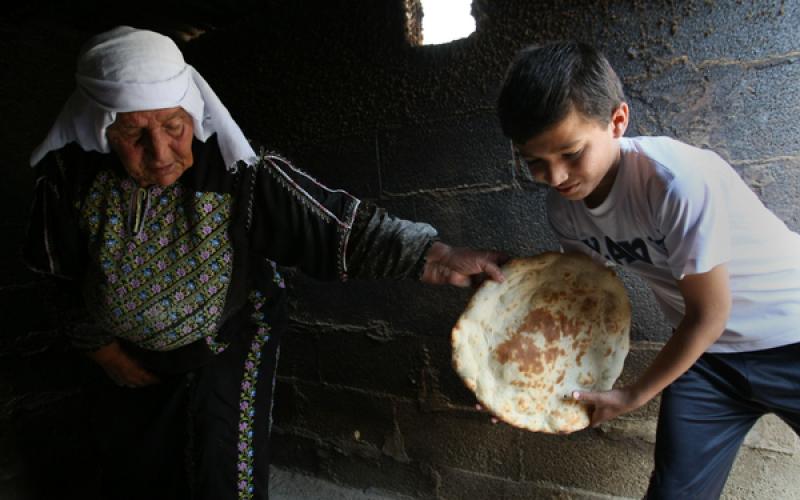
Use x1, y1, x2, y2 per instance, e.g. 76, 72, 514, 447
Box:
646, 341, 800, 499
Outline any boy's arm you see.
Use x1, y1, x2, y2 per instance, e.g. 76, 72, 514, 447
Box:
573, 263, 731, 427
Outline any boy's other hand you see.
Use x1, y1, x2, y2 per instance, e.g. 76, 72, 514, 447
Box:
421, 242, 508, 287
571, 388, 645, 427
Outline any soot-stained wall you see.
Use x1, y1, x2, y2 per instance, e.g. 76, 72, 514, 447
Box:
2, 1, 799, 499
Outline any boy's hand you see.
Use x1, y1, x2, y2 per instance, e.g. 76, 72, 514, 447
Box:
571, 388, 645, 427
421, 242, 508, 287
570, 265, 731, 428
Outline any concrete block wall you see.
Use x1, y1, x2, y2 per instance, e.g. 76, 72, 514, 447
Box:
2, 1, 799, 498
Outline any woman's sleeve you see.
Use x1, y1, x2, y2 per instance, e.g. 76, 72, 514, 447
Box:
23, 154, 82, 278
248, 154, 438, 281
23, 151, 115, 351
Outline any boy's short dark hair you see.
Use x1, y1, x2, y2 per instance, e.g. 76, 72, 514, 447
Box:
497, 41, 625, 144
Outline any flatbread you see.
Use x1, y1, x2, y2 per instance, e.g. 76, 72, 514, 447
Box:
451, 252, 631, 434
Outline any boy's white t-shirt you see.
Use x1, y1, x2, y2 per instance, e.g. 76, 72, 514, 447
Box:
547, 136, 800, 353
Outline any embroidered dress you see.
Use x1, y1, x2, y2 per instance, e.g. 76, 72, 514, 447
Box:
24, 135, 437, 500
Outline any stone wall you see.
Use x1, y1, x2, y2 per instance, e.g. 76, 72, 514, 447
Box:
2, 1, 799, 498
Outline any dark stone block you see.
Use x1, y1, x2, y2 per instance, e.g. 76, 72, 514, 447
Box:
378, 112, 512, 194
705, 63, 800, 162
277, 324, 320, 381
627, 61, 800, 163
315, 330, 426, 398
272, 379, 300, 429
319, 450, 438, 500
287, 272, 472, 340
516, 427, 652, 496
269, 431, 323, 476
0, 284, 59, 345
0, 226, 36, 286
601, 1, 799, 65
737, 158, 800, 233
290, 382, 396, 449
616, 267, 672, 343
395, 399, 524, 481
376, 187, 558, 254
282, 132, 382, 201
421, 335, 479, 409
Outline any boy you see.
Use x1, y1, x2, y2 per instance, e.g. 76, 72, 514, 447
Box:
497, 41, 800, 499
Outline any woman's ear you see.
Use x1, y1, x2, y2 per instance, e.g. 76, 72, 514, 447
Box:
610, 102, 629, 138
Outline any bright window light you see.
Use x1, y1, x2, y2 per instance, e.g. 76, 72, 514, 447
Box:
421, 0, 475, 45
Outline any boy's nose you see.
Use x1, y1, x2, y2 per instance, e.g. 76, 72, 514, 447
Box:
546, 164, 569, 187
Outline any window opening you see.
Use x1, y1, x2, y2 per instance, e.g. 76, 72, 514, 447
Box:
405, 0, 476, 46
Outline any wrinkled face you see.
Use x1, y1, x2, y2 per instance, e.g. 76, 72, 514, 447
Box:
514, 104, 628, 208
106, 107, 194, 187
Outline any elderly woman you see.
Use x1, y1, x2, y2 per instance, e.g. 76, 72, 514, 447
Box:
24, 26, 504, 500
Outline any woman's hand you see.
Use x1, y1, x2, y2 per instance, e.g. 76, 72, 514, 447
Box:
421, 242, 507, 287
571, 387, 646, 427
87, 341, 160, 388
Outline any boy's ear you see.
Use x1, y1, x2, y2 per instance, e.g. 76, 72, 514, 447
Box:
610, 102, 629, 138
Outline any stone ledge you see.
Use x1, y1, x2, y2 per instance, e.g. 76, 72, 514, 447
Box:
603, 407, 799, 457
435, 466, 637, 500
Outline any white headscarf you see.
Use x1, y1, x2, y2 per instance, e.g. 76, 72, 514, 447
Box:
30, 26, 258, 169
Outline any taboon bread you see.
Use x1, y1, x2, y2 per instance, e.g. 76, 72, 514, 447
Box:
451, 252, 631, 434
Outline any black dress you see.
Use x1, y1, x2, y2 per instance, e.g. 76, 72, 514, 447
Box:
24, 135, 437, 500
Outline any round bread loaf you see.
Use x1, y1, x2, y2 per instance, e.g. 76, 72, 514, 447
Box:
451, 252, 631, 434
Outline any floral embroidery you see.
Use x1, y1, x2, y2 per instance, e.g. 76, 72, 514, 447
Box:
236, 290, 270, 500
267, 260, 285, 289
81, 171, 234, 351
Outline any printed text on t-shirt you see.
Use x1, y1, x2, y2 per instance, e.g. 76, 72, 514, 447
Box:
582, 236, 653, 265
